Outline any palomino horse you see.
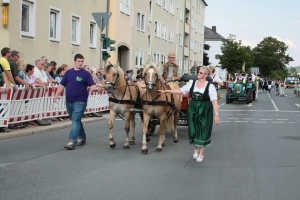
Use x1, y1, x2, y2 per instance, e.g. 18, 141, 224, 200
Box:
104, 64, 145, 149
141, 63, 181, 154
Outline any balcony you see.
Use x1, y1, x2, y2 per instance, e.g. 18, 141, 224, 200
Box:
184, 47, 189, 57
186, 0, 190, 11
185, 24, 190, 34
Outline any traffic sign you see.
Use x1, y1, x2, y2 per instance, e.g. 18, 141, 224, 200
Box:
92, 12, 112, 32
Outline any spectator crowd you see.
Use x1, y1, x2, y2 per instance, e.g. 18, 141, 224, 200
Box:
0, 47, 105, 132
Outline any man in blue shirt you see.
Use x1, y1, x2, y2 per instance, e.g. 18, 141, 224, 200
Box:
54, 54, 101, 150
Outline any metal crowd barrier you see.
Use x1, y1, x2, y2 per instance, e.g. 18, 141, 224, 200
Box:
0, 85, 110, 129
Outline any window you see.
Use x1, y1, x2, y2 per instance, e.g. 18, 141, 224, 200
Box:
176, 18, 178, 35
156, 0, 162, 6
179, 8, 184, 21
163, 0, 169, 11
71, 14, 81, 45
148, 34, 152, 55
190, 38, 194, 50
137, 11, 145, 32
136, 48, 144, 67
120, 0, 130, 15
183, 58, 187, 71
21, 0, 36, 37
191, 17, 195, 29
170, 0, 175, 15
49, 7, 61, 41
149, 0, 153, 22
155, 20, 161, 38
154, 52, 160, 64
161, 54, 166, 63
89, 21, 97, 48
179, 34, 183, 46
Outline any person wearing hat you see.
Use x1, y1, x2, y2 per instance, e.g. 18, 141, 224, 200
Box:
158, 51, 182, 84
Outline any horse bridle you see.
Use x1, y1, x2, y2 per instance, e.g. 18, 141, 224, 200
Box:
144, 71, 159, 89
104, 64, 120, 91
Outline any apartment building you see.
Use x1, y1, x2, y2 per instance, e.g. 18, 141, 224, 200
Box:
108, 0, 207, 75
0, 0, 207, 74
0, 0, 107, 68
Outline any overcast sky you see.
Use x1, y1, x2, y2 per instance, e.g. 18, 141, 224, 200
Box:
205, 0, 300, 67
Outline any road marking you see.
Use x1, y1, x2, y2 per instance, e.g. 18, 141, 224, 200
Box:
218, 103, 225, 108
272, 122, 285, 123
269, 94, 279, 111
260, 119, 272, 120
276, 119, 288, 120
289, 122, 296, 123
253, 121, 267, 123
243, 118, 254, 120
234, 121, 248, 122
237, 114, 248, 115
219, 110, 300, 113
295, 103, 300, 108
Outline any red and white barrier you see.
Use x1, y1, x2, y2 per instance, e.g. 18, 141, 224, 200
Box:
0, 85, 109, 127
0, 87, 13, 128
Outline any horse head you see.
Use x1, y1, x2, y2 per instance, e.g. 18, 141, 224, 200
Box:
104, 63, 125, 93
143, 63, 159, 92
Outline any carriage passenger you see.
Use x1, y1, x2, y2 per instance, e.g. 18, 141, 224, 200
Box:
158, 51, 182, 84
158, 66, 219, 163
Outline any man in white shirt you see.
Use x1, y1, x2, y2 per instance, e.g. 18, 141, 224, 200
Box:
251, 71, 256, 82
33, 59, 49, 86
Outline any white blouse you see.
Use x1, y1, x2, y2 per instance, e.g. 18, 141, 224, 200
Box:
180, 80, 218, 102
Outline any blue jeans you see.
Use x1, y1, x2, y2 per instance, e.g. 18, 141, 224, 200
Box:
66, 101, 87, 143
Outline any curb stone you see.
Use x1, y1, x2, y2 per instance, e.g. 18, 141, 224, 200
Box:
0, 115, 110, 141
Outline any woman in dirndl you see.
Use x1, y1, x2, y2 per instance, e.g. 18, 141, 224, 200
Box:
158, 66, 219, 162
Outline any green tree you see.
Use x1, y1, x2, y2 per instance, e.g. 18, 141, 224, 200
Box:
289, 67, 297, 75
252, 36, 294, 77
215, 34, 253, 73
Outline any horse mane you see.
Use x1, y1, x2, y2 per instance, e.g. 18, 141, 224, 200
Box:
105, 63, 124, 76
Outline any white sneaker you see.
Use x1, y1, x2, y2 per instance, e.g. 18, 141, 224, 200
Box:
196, 155, 204, 162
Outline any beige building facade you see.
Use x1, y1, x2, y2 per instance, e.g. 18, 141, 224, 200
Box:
0, 0, 107, 68
1, 0, 207, 74
108, 0, 207, 75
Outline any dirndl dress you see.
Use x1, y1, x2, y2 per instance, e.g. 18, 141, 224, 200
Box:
187, 81, 213, 147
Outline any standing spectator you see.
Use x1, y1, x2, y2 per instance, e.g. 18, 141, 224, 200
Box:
99, 68, 105, 82
49, 61, 57, 78
61, 63, 72, 72
53, 67, 64, 84
54, 54, 102, 150
158, 66, 219, 162
9, 50, 32, 90
44, 63, 58, 85
190, 61, 198, 75
0, 47, 17, 90
24, 64, 37, 85
33, 59, 48, 86
135, 69, 142, 81
267, 80, 272, 93
41, 56, 48, 64
83, 65, 90, 72
127, 69, 133, 81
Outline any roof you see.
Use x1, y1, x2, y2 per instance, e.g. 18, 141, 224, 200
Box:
204, 26, 225, 41
202, 0, 208, 6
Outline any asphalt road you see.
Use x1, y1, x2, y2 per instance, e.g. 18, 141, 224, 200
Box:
0, 88, 300, 200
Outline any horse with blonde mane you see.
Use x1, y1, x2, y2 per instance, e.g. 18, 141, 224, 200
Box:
104, 64, 145, 149
141, 63, 181, 154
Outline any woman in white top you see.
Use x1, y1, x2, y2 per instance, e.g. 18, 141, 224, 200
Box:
158, 66, 219, 163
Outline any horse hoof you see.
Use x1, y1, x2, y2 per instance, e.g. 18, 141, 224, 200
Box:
156, 148, 162, 152
123, 146, 129, 149
110, 143, 116, 149
173, 139, 178, 143
129, 141, 135, 145
146, 138, 150, 142
142, 149, 148, 155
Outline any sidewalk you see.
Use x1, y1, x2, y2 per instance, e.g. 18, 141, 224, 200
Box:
0, 111, 110, 141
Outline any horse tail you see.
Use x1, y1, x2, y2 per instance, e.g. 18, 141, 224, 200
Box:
165, 114, 174, 132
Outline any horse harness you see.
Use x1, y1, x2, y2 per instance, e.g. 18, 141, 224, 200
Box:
108, 82, 141, 106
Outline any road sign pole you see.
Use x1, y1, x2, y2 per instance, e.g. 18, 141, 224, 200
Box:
99, 16, 103, 70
